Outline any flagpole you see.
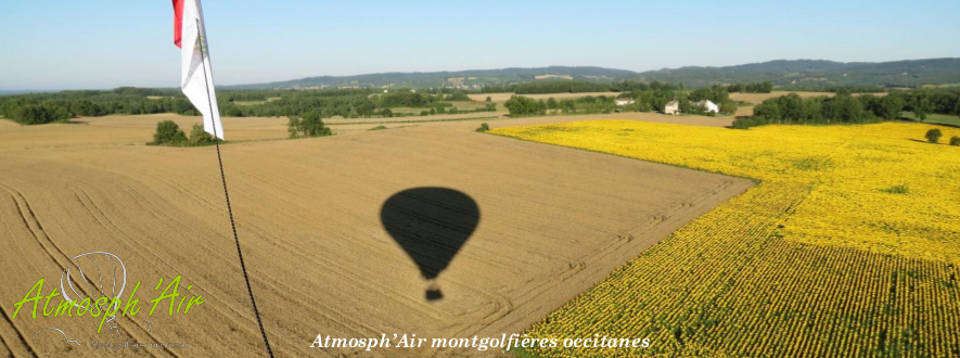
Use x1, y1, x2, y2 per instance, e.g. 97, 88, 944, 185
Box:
196, 17, 276, 358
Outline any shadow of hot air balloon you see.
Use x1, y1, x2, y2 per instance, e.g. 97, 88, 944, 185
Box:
380, 187, 480, 301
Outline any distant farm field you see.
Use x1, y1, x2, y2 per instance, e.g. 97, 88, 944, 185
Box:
468, 92, 620, 103
491, 120, 960, 357
728, 90, 833, 104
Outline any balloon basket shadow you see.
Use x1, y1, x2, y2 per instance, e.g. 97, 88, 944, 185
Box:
425, 281, 443, 301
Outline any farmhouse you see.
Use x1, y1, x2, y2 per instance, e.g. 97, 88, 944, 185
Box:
663, 100, 680, 115
694, 99, 719, 113
614, 98, 635, 106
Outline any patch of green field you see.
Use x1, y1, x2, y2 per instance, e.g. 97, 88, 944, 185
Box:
233, 97, 281, 106
901, 111, 960, 127
452, 101, 490, 110
385, 107, 427, 115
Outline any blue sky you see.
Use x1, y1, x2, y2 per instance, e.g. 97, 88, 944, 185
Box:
1, 0, 959, 90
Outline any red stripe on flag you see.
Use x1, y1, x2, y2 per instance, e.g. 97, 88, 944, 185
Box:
172, 0, 184, 48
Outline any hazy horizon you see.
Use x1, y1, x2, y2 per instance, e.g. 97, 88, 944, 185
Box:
3, 57, 958, 93
2, 0, 959, 90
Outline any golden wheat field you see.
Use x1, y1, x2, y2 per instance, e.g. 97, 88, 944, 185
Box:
0, 113, 748, 357
491, 120, 960, 357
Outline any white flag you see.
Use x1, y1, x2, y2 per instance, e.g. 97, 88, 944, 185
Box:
172, 0, 224, 139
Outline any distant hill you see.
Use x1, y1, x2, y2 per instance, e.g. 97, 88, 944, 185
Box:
0, 90, 53, 96
232, 58, 960, 90
637, 58, 960, 88
230, 66, 637, 90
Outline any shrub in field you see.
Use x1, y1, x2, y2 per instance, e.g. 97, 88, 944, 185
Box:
475, 123, 490, 132
287, 117, 300, 138
914, 99, 933, 121
150, 120, 187, 145
504, 96, 546, 116
950, 136, 960, 146
880, 184, 909, 194
719, 100, 739, 114
925, 128, 942, 143
445, 91, 470, 101
369, 125, 387, 131
731, 116, 769, 129
287, 111, 332, 138
10, 103, 71, 125
188, 124, 216, 146
726, 81, 773, 93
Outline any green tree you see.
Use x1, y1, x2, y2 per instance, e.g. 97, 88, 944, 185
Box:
188, 124, 216, 146
12, 103, 71, 125
925, 128, 942, 143
287, 117, 301, 138
744, 82, 773, 93
70, 100, 102, 117
151, 120, 187, 145
778, 93, 806, 123
719, 100, 738, 114
914, 99, 933, 121
833, 94, 866, 123
445, 91, 470, 101
289, 111, 332, 138
878, 95, 904, 120
546, 97, 558, 110
950, 136, 960, 146
688, 86, 729, 103
504, 96, 546, 116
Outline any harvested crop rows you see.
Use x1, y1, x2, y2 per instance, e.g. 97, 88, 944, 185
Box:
0, 115, 748, 356
491, 121, 960, 357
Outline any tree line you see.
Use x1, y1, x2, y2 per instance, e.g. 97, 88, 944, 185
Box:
616, 85, 738, 115
0, 87, 492, 125
482, 81, 682, 94
0, 88, 200, 124
484, 80, 771, 96
725, 82, 773, 93
504, 95, 617, 116
504, 85, 741, 117
733, 88, 960, 128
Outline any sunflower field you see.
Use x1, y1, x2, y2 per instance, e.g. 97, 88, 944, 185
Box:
491, 121, 960, 357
